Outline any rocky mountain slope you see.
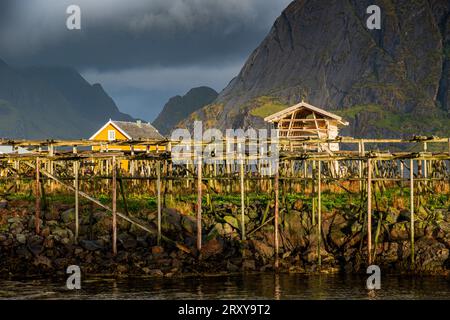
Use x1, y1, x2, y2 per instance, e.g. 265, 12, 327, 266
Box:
0, 59, 133, 139
180, 0, 450, 138
152, 86, 218, 136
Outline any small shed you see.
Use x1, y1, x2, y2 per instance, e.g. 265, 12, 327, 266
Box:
89, 119, 165, 152
264, 101, 348, 151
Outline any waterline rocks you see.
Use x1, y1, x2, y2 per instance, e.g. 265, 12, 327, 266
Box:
0, 198, 450, 277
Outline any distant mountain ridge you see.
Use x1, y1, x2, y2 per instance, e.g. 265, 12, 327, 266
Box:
0, 59, 134, 139
152, 86, 218, 135
178, 0, 450, 139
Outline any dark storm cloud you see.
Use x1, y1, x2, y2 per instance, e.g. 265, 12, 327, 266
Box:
0, 0, 292, 121
0, 0, 291, 69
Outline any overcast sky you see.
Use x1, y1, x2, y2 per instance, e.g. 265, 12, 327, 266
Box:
0, 0, 292, 121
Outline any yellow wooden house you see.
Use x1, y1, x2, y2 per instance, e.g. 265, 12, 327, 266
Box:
89, 119, 165, 152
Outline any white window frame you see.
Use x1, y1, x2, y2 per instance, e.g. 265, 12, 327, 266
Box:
108, 130, 116, 141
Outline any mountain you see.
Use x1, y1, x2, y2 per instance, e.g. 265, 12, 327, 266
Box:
179, 0, 450, 138
0, 60, 133, 139
152, 86, 218, 135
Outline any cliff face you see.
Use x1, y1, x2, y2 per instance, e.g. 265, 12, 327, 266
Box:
152, 86, 218, 136
0, 61, 133, 139
182, 0, 450, 138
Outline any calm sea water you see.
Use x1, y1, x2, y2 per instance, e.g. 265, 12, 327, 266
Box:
1, 274, 450, 300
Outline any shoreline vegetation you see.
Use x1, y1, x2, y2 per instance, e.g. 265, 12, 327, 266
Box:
1, 185, 450, 279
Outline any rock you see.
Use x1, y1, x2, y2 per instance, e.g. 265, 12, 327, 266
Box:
242, 259, 256, 271
181, 214, 196, 235
93, 216, 112, 235
390, 222, 409, 241
152, 246, 164, 255
41, 227, 51, 238
27, 235, 44, 255
116, 265, 128, 274
16, 245, 32, 259
7, 217, 21, 224
61, 208, 75, 223
283, 210, 309, 249
149, 269, 164, 277
44, 237, 55, 249
162, 208, 182, 233
33, 255, 52, 268
0, 199, 7, 209
44, 209, 60, 221
118, 233, 137, 249
201, 238, 223, 259
226, 260, 240, 272
224, 216, 239, 229
172, 258, 183, 269
222, 223, 234, 235
16, 233, 27, 244
52, 227, 69, 239
261, 264, 275, 272
80, 239, 104, 251
379, 242, 399, 264
397, 210, 411, 222
415, 238, 449, 271
251, 240, 274, 260
61, 237, 71, 245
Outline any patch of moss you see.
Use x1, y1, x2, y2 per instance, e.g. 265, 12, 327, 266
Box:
249, 96, 288, 118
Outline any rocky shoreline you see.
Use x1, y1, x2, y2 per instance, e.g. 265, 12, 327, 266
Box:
1, 196, 450, 278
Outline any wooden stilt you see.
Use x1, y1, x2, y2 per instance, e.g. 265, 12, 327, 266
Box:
157, 160, 162, 245
410, 158, 415, 268
274, 168, 280, 270
74, 160, 79, 241
112, 156, 117, 256
312, 160, 316, 225
35, 157, 41, 235
240, 158, 246, 241
317, 160, 322, 268
197, 158, 202, 252
367, 158, 372, 265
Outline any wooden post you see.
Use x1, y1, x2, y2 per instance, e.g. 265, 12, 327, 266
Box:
423, 142, 427, 178
35, 157, 41, 235
410, 158, 415, 268
240, 157, 246, 241
167, 142, 173, 205
400, 161, 404, 186
367, 158, 372, 265
312, 160, 316, 225
112, 156, 117, 256
274, 168, 280, 270
157, 160, 162, 245
317, 160, 322, 268
74, 160, 79, 241
358, 141, 363, 191
197, 157, 202, 252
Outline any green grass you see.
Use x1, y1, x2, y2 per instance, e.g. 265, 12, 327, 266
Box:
249, 96, 288, 118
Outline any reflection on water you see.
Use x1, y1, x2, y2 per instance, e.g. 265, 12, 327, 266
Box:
1, 273, 450, 300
